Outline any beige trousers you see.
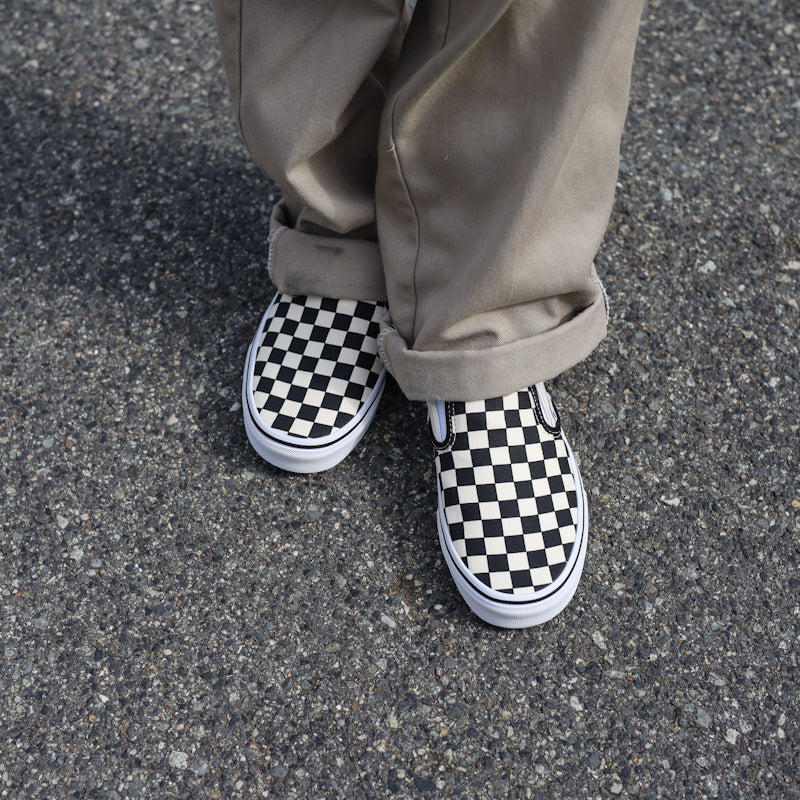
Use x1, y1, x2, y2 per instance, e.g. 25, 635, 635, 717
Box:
213, 0, 643, 401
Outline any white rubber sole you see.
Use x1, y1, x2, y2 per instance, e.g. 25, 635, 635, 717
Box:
436, 433, 588, 629
242, 327, 386, 474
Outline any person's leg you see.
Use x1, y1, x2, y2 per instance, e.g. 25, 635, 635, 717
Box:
371, 0, 643, 626
213, 0, 643, 626
213, 0, 407, 471
376, 0, 644, 401
214, 0, 407, 301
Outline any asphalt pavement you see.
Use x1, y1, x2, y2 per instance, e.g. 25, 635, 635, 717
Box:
1, 1, 799, 798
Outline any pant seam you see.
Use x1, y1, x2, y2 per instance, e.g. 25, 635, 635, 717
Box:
266, 225, 288, 283
235, 0, 252, 156
593, 276, 611, 323
389, 0, 452, 342
387, 98, 422, 340
376, 324, 398, 374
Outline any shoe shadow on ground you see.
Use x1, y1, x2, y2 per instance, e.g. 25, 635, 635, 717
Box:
2, 88, 271, 351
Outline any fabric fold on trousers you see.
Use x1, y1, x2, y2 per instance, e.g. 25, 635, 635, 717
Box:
378, 266, 608, 401
212, 0, 644, 402
268, 203, 388, 302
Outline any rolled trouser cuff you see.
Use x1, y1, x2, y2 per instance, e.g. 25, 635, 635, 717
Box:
377, 292, 608, 402
268, 203, 388, 302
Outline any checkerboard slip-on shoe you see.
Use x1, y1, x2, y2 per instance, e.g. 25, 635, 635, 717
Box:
242, 293, 387, 473
429, 384, 588, 628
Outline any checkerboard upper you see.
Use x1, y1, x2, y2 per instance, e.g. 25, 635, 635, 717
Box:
435, 388, 578, 595
250, 295, 385, 439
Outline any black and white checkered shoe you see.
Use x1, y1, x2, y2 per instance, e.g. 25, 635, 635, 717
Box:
429, 384, 587, 628
242, 293, 387, 473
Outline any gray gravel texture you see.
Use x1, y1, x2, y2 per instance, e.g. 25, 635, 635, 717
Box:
1, 1, 799, 798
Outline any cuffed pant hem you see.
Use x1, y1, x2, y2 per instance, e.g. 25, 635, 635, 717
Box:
268, 204, 388, 302
378, 294, 608, 402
